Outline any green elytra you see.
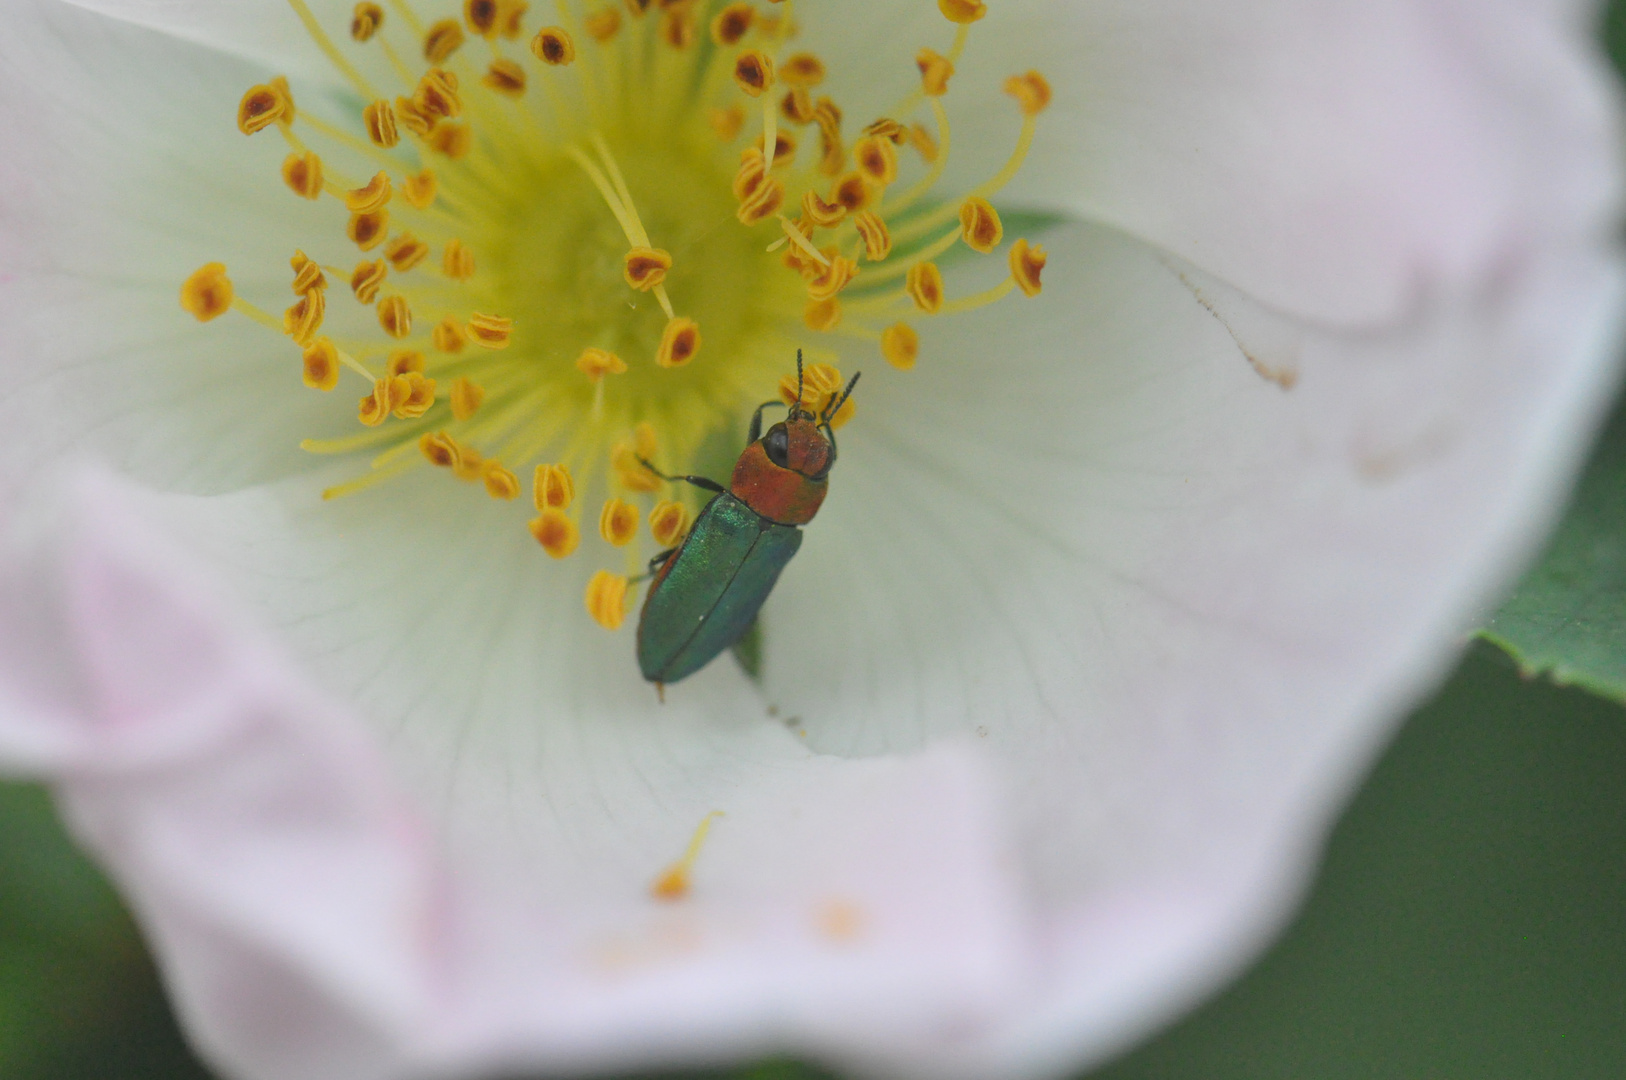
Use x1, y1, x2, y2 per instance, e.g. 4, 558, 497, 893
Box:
637, 354, 860, 686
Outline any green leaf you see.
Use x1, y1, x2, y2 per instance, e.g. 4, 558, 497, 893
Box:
1481, 391, 1626, 702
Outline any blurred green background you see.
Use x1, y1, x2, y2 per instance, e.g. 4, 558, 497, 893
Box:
8, 8, 1626, 1080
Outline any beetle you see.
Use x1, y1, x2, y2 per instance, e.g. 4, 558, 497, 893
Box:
636, 352, 860, 688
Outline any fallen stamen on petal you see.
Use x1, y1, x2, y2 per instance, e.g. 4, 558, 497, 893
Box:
651, 811, 725, 901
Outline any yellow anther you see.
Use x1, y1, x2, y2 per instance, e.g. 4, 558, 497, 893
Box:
656, 316, 701, 368
482, 461, 522, 500
780, 88, 815, 125
938, 0, 986, 23
710, 3, 753, 45
393, 372, 437, 418
465, 0, 500, 37
466, 312, 513, 349
348, 210, 389, 251
531, 25, 576, 64
906, 261, 945, 313
358, 376, 400, 426
649, 500, 691, 546
599, 498, 640, 546
651, 811, 723, 901
760, 132, 796, 168
909, 122, 940, 164
623, 247, 673, 291
387, 349, 426, 375
283, 289, 325, 345
237, 83, 289, 135
433, 317, 467, 352
733, 148, 768, 200
854, 135, 898, 187
450, 376, 486, 419
611, 424, 661, 491
959, 197, 1003, 253
290, 250, 326, 294
815, 103, 845, 175
402, 170, 438, 209
414, 68, 462, 121
807, 254, 858, 302
710, 106, 745, 141
420, 431, 461, 468
363, 99, 399, 147
584, 7, 621, 41
351, 2, 384, 41
660, 7, 696, 48
452, 443, 486, 481
1003, 71, 1053, 116
378, 294, 412, 338
394, 96, 437, 137
530, 508, 581, 558
801, 189, 847, 228
345, 172, 393, 215
881, 323, 919, 370
733, 51, 775, 97
916, 48, 954, 97
736, 176, 785, 224
780, 53, 826, 87
301, 338, 340, 390
483, 60, 527, 96
831, 173, 872, 212
576, 347, 627, 380
498, 0, 529, 38
863, 118, 907, 144
534, 462, 576, 510
1009, 238, 1047, 296
779, 361, 844, 414
804, 296, 841, 332
430, 121, 472, 158
585, 570, 630, 630
424, 18, 465, 62
385, 232, 430, 272
624, 0, 653, 19
444, 239, 476, 279
853, 211, 892, 261
281, 151, 323, 199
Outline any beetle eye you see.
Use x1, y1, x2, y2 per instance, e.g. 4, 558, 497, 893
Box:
764, 424, 790, 468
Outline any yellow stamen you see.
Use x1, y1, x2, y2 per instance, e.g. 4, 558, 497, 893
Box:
853, 211, 892, 261
529, 507, 580, 558
906, 262, 945, 314
388, 349, 426, 375
362, 100, 400, 147
433, 316, 467, 352
237, 82, 290, 135
656, 317, 701, 368
853, 135, 897, 187
710, 3, 753, 46
385, 232, 430, 272
583, 7, 621, 41
1009, 238, 1047, 296
377, 294, 412, 337
402, 169, 438, 208
444, 238, 476, 279
916, 48, 954, 97
807, 254, 858, 302
181, 262, 233, 321
576, 347, 627, 380
585, 570, 630, 630
623, 246, 673, 291
531, 26, 575, 64
804, 296, 841, 332
413, 68, 462, 121
483, 461, 522, 500
351, 2, 385, 41
780, 52, 826, 87
733, 51, 775, 97
345, 172, 393, 214
282, 151, 324, 198
710, 106, 745, 140
483, 59, 527, 96
284, 289, 325, 345
450, 376, 486, 419
651, 811, 724, 901
302, 338, 341, 390
351, 259, 387, 303
599, 497, 639, 545
534, 462, 576, 509
1003, 71, 1053, 116
466, 312, 514, 348
348, 210, 390, 250
649, 499, 690, 546
290, 251, 326, 294
421, 430, 461, 468
938, 0, 986, 23
424, 18, 465, 62
881, 322, 919, 370
959, 197, 1003, 254
465, 0, 500, 38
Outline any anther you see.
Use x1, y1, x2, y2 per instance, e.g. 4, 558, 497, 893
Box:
414, 68, 462, 121
363, 100, 399, 147
534, 463, 576, 509
420, 431, 461, 468
585, 571, 630, 630
854, 135, 898, 186
656, 317, 701, 367
351, 2, 384, 41
403, 170, 438, 208
444, 239, 476, 279
831, 173, 872, 212
466, 312, 513, 348
733, 51, 775, 97
802, 189, 847, 228
804, 297, 841, 332
450, 377, 486, 419
1003, 71, 1053, 116
649, 500, 691, 546
807, 254, 858, 302
378, 294, 412, 338
780, 53, 826, 87
430, 121, 472, 158
916, 48, 954, 97
584, 7, 621, 41
483, 461, 521, 500
433, 317, 467, 352
345, 172, 393, 214
733, 148, 768, 200
284, 289, 325, 344
393, 372, 437, 418
781, 88, 815, 125
710, 106, 745, 140
760, 132, 797, 167
906, 262, 945, 313
736, 176, 785, 224
358, 377, 400, 426
864, 118, 907, 144
388, 349, 426, 375
531, 25, 576, 64
780, 363, 853, 426
465, 0, 500, 37
290, 251, 327, 294
710, 3, 753, 45
302, 337, 340, 390
395, 96, 437, 137
237, 83, 288, 135
959, 197, 1003, 253
530, 509, 581, 558
452, 444, 486, 481
909, 122, 939, 163
881, 323, 919, 370
660, 8, 696, 48
576, 347, 628, 380
497, 0, 527, 38
424, 19, 465, 62
938, 0, 987, 23
612, 425, 661, 491
483, 60, 527, 96
385, 233, 430, 272
853, 211, 892, 261
599, 498, 640, 546
281, 151, 323, 199
624, 247, 673, 291
348, 210, 390, 250
1009, 238, 1046, 296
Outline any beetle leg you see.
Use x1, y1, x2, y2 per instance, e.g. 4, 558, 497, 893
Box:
628, 548, 678, 584
636, 455, 726, 494
748, 399, 787, 443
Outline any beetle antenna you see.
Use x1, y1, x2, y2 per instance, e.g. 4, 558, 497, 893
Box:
789, 349, 808, 421
822, 370, 861, 425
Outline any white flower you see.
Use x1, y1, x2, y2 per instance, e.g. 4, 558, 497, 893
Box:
0, 1, 1620, 1079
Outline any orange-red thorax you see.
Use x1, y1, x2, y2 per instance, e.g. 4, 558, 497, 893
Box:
729, 418, 830, 525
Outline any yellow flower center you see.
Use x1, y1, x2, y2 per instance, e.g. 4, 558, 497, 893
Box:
181, 0, 1050, 630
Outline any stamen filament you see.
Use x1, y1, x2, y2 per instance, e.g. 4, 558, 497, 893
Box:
286, 0, 380, 101
849, 225, 962, 288
891, 113, 1035, 247
881, 99, 950, 219
230, 297, 282, 331
932, 275, 1015, 316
